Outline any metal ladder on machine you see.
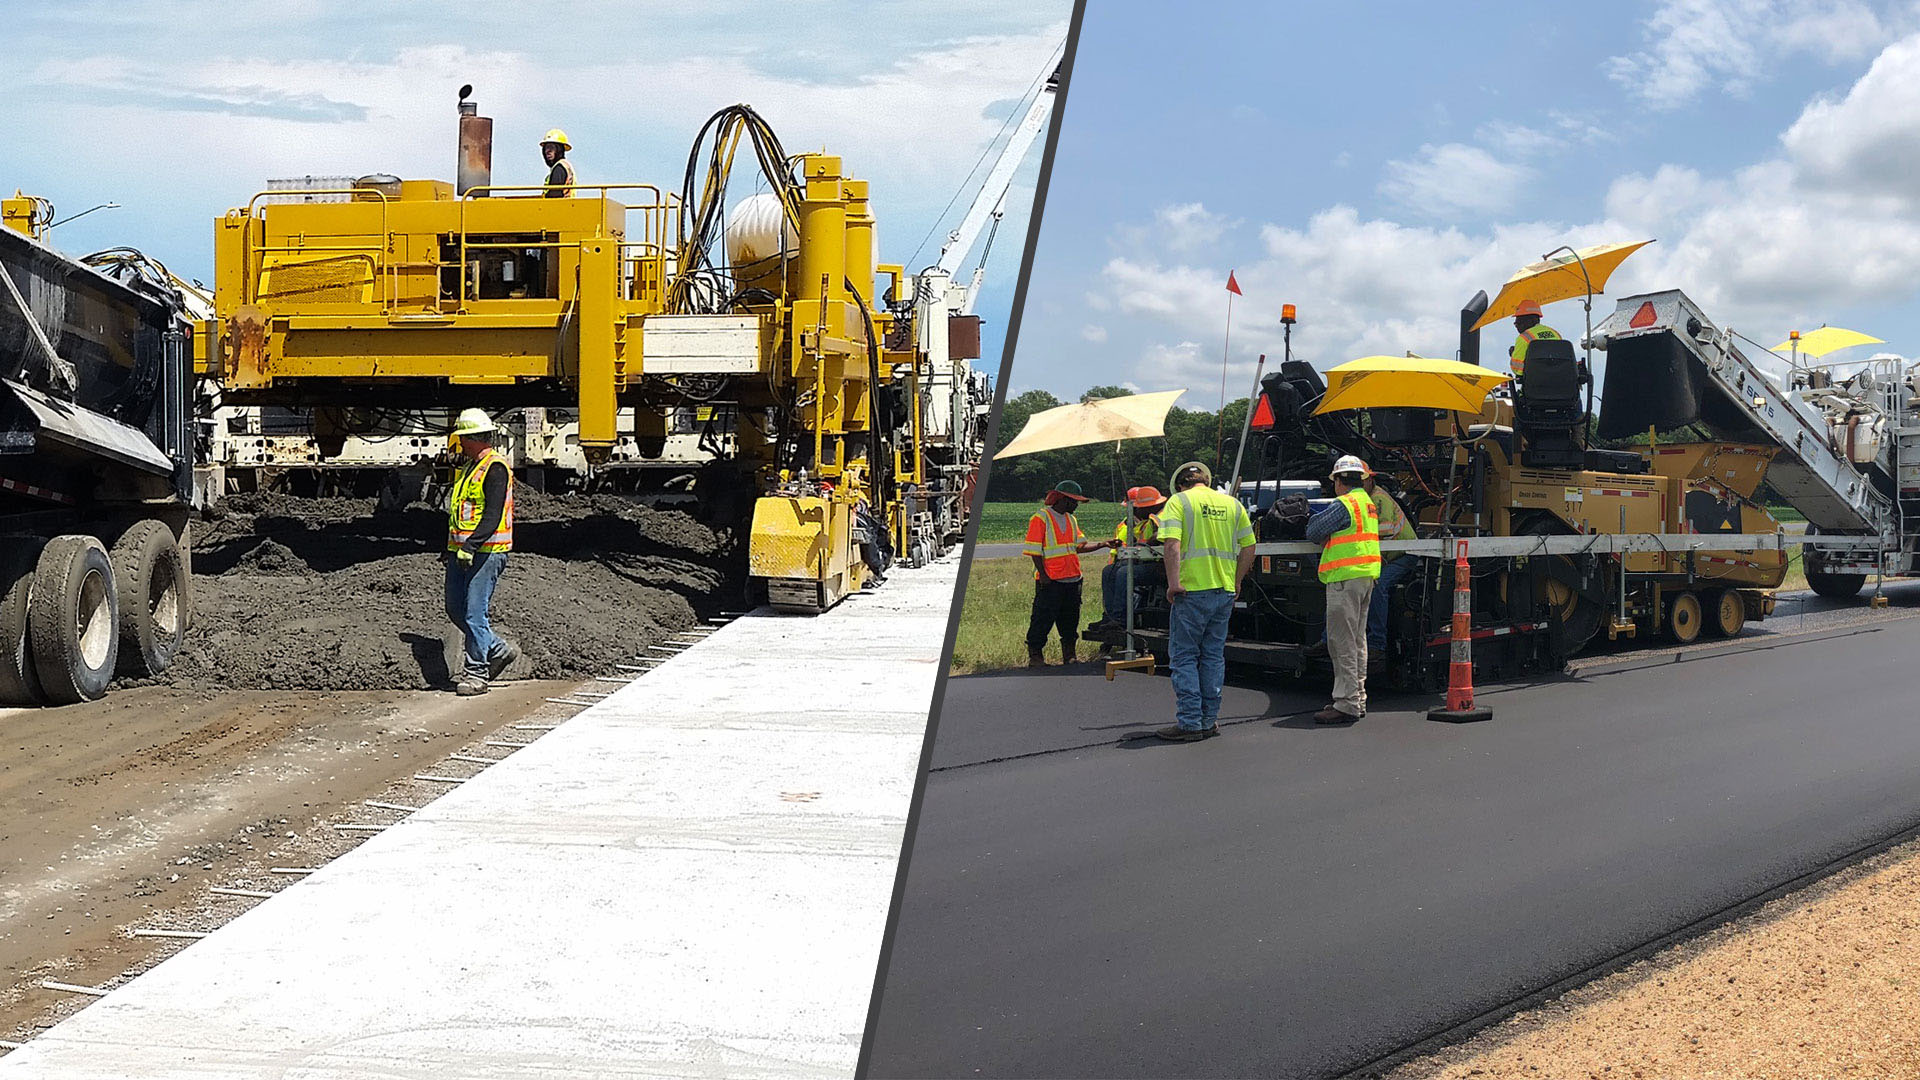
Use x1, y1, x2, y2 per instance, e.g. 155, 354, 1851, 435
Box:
1595, 290, 1897, 581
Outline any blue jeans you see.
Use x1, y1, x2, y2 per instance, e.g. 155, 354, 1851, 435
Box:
1169, 587, 1234, 731
1368, 557, 1417, 650
445, 551, 508, 679
1101, 560, 1164, 623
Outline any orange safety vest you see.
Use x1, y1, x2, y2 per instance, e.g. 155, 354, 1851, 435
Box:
1318, 489, 1381, 583
448, 448, 515, 552
1025, 508, 1083, 582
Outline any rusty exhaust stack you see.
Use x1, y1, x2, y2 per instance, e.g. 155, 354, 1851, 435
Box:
457, 84, 492, 197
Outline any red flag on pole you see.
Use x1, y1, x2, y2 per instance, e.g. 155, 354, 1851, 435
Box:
1226, 271, 1242, 296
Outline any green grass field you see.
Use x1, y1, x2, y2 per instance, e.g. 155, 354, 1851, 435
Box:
949, 553, 1108, 675
975, 501, 1130, 544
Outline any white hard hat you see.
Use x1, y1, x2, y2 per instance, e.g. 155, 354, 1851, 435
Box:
1331, 454, 1370, 478
453, 408, 496, 436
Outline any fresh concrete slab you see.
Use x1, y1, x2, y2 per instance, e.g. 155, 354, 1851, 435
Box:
0, 558, 958, 1080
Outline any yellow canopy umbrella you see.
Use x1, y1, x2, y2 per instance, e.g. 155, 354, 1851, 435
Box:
993, 388, 1188, 459
1313, 356, 1510, 415
1472, 240, 1655, 331
1769, 325, 1884, 359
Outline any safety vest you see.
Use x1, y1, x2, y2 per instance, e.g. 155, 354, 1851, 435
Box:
1160, 486, 1253, 592
448, 448, 514, 552
1510, 324, 1562, 376
545, 158, 576, 197
1318, 489, 1381, 583
1110, 515, 1161, 564
1372, 488, 1414, 564
1024, 508, 1083, 582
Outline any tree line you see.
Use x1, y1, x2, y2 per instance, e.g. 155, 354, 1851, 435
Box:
984, 386, 1256, 504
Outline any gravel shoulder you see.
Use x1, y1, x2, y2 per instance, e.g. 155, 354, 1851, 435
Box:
1393, 832, 1920, 1080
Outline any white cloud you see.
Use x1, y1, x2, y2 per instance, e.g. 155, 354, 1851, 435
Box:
1781, 32, 1920, 203
1080, 324, 1108, 343
1116, 201, 1237, 257
1378, 143, 1534, 217
1605, 0, 1894, 109
1475, 121, 1558, 158
1084, 26, 1920, 388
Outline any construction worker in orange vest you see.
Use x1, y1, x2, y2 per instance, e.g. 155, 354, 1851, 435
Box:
1092, 485, 1166, 632
1508, 299, 1562, 377
1022, 481, 1113, 667
1305, 455, 1381, 724
540, 130, 576, 197
446, 409, 520, 696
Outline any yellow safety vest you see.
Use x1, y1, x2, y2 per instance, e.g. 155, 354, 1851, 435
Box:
1110, 515, 1160, 564
1023, 508, 1084, 582
448, 448, 514, 552
1371, 488, 1414, 563
1319, 489, 1380, 583
1160, 486, 1254, 592
1510, 324, 1562, 376
545, 158, 576, 197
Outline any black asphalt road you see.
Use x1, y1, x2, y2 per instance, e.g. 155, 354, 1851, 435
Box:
866, 606, 1920, 1079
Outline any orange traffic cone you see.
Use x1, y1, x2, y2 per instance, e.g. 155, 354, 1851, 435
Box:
1428, 539, 1492, 723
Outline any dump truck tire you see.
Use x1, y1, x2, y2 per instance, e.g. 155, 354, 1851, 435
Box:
1667, 591, 1703, 644
29, 535, 120, 704
1707, 588, 1745, 638
111, 521, 188, 677
0, 539, 46, 705
1806, 569, 1866, 599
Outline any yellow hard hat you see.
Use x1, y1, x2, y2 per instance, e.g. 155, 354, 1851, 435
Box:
453, 408, 496, 436
540, 129, 571, 149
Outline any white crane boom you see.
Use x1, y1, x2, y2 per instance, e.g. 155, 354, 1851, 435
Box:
935, 68, 1058, 306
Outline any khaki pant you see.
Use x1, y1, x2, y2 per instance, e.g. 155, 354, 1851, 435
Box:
1325, 576, 1375, 716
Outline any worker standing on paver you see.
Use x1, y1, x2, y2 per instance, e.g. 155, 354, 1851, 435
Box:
1308, 455, 1381, 724
447, 408, 520, 696
1091, 485, 1166, 632
1364, 471, 1417, 665
1154, 462, 1256, 742
1023, 481, 1108, 668
541, 129, 575, 197
1508, 298, 1562, 377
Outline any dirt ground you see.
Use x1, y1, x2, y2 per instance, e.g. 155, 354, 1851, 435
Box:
1393, 835, 1920, 1080
0, 679, 586, 1044
172, 488, 728, 691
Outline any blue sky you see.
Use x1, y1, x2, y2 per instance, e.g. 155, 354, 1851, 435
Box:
1013, 0, 1920, 401
0, 1, 1067, 363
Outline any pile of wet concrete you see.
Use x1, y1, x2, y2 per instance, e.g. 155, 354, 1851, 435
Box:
166, 488, 730, 692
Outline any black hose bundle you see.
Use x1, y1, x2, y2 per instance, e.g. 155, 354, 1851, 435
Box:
670, 104, 801, 314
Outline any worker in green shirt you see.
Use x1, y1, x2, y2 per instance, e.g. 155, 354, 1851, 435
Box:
1153, 461, 1256, 742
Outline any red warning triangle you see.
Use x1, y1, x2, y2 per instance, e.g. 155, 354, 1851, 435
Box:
1250, 394, 1274, 430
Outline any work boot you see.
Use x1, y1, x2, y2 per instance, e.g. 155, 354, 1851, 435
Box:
1028, 648, 1047, 669
455, 676, 490, 697
1312, 706, 1356, 725
1152, 725, 1207, 742
1062, 643, 1079, 665
488, 640, 522, 682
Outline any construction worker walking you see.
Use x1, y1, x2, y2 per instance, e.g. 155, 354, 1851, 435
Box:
1023, 481, 1108, 667
540, 130, 575, 197
446, 408, 520, 696
1508, 298, 1562, 377
1154, 462, 1256, 742
1308, 456, 1381, 724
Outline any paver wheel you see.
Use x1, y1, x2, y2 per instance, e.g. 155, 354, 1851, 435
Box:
111, 521, 188, 677
0, 539, 46, 705
29, 535, 120, 704
1667, 590, 1703, 644
1806, 568, 1866, 599
1707, 589, 1745, 638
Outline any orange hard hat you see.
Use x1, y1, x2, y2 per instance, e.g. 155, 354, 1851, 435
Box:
1125, 485, 1166, 509
1514, 299, 1543, 318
